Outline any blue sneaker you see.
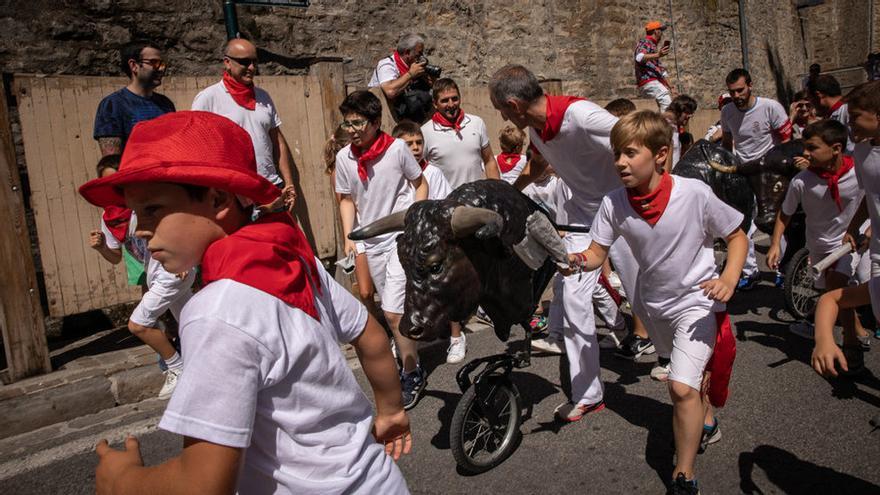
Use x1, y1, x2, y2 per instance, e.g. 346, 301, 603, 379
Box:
774, 272, 784, 289
874, 328, 880, 340
669, 473, 700, 495
401, 366, 427, 410
737, 273, 759, 291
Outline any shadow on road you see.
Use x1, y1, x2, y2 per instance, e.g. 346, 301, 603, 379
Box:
739, 444, 880, 494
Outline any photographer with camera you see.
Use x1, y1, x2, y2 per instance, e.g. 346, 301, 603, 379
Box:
369, 33, 440, 123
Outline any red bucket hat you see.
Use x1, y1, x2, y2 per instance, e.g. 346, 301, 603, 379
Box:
79, 111, 280, 208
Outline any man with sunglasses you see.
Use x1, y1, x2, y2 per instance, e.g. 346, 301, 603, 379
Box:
94, 40, 175, 156
192, 38, 296, 211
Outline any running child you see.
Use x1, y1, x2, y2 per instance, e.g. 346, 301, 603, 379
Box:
83, 111, 412, 494
496, 125, 528, 184
568, 110, 747, 494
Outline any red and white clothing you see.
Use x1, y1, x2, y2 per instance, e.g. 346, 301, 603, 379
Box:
369, 54, 403, 88
421, 113, 491, 188
591, 176, 743, 389
129, 256, 195, 327
496, 153, 527, 184
160, 263, 409, 494
192, 82, 285, 185
720, 98, 791, 163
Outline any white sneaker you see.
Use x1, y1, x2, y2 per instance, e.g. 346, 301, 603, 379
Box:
532, 336, 565, 354
789, 321, 815, 340
158, 367, 182, 400
447, 334, 467, 364
650, 361, 670, 382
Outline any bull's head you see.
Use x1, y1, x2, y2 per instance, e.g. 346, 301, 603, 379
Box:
350, 202, 503, 341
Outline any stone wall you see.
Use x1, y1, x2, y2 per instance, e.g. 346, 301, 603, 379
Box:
801, 0, 873, 70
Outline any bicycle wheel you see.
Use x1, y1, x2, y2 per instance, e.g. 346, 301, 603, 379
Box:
450, 377, 523, 474
783, 247, 819, 320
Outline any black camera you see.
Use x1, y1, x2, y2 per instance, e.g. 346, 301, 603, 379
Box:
419, 57, 442, 79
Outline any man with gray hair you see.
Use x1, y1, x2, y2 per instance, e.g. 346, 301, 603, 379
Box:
369, 33, 433, 122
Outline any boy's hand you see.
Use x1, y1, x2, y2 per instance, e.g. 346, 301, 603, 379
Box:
559, 253, 582, 276
700, 277, 735, 303
766, 243, 781, 270
95, 436, 143, 495
344, 239, 357, 258
812, 342, 848, 378
89, 230, 106, 250
281, 185, 297, 212
793, 156, 810, 170
372, 410, 413, 461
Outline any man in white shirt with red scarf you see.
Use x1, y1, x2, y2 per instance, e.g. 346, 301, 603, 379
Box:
369, 33, 433, 123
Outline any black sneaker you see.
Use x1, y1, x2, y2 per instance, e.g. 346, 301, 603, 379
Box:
840, 346, 866, 377
615, 334, 656, 360
698, 419, 722, 454
668, 473, 700, 495
401, 366, 427, 410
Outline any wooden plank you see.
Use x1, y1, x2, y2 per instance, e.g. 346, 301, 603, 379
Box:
0, 76, 51, 381
313, 62, 347, 259
302, 71, 338, 258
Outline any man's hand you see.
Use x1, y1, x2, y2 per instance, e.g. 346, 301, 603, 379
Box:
344, 239, 357, 258
408, 61, 427, 79
766, 243, 781, 270
372, 410, 413, 461
659, 45, 671, 57
700, 277, 736, 303
793, 156, 810, 170
96, 436, 144, 495
89, 229, 106, 250
281, 185, 297, 212
812, 341, 848, 378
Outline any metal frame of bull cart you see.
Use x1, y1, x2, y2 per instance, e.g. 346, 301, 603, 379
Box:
448, 235, 577, 473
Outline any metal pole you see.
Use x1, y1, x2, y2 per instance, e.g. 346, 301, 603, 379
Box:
223, 0, 240, 40
738, 0, 750, 71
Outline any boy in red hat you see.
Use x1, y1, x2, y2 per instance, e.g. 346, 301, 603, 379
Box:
635, 20, 673, 112
81, 111, 412, 494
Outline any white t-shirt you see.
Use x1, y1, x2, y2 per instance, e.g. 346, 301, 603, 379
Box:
670, 122, 681, 167
781, 167, 863, 257
829, 103, 856, 154
720, 97, 790, 163
159, 265, 408, 494
422, 163, 453, 200
335, 139, 422, 252
497, 154, 528, 184
590, 176, 743, 319
854, 141, 880, 273
368, 55, 400, 88
528, 100, 621, 226
421, 113, 490, 189
192, 82, 284, 185
523, 175, 560, 221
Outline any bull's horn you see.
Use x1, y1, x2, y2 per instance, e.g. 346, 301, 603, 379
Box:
451, 207, 503, 239
708, 160, 738, 174
348, 210, 407, 240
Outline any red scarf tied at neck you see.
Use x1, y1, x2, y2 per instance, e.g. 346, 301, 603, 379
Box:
809, 155, 854, 212
538, 95, 586, 142
497, 152, 522, 173
200, 212, 322, 321
431, 110, 465, 133
418, 158, 429, 171
392, 51, 410, 76
352, 132, 395, 182
825, 99, 844, 118
626, 172, 673, 226
102, 206, 131, 243
222, 71, 256, 111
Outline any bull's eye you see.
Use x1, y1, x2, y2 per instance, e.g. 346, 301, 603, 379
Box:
773, 181, 783, 193
430, 262, 443, 274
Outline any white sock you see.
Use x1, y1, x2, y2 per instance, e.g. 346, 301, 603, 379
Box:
164, 352, 183, 371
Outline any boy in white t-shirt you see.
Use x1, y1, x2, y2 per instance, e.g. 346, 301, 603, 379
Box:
82, 111, 412, 494
568, 111, 747, 494
813, 81, 880, 379
496, 125, 528, 184
766, 120, 869, 355
335, 92, 429, 410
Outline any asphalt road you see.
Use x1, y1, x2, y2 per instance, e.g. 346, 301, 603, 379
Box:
4, 261, 880, 494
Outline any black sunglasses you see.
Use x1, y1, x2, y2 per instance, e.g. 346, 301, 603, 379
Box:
225, 55, 258, 67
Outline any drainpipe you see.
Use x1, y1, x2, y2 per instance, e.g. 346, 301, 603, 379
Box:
667, 0, 683, 93
738, 0, 750, 71
223, 0, 240, 40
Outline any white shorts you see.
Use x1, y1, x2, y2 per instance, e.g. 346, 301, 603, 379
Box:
641, 306, 717, 391
355, 241, 366, 255
365, 245, 406, 314
129, 270, 196, 327
639, 80, 672, 112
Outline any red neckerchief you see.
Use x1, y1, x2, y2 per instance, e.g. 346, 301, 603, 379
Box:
200, 213, 322, 321
825, 99, 844, 118
626, 172, 673, 226
418, 158, 428, 171
809, 155, 854, 212
706, 312, 736, 408
538, 95, 586, 142
497, 153, 522, 173
102, 206, 131, 243
352, 132, 395, 182
392, 51, 409, 76
646, 34, 659, 44
222, 71, 256, 111
431, 110, 464, 132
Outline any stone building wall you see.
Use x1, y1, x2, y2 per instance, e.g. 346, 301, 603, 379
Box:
801, 0, 872, 70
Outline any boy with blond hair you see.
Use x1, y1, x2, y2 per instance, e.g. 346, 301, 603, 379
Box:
567, 110, 747, 493
496, 125, 528, 184
82, 111, 412, 494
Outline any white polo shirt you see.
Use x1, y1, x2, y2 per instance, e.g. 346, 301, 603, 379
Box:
528, 100, 621, 226
781, 167, 863, 257
421, 113, 490, 188
497, 153, 528, 184
192, 81, 284, 185
523, 175, 560, 221
368, 55, 399, 88
590, 176, 743, 319
160, 265, 409, 494
335, 139, 422, 252
720, 97, 789, 163
422, 163, 453, 199
854, 141, 880, 274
